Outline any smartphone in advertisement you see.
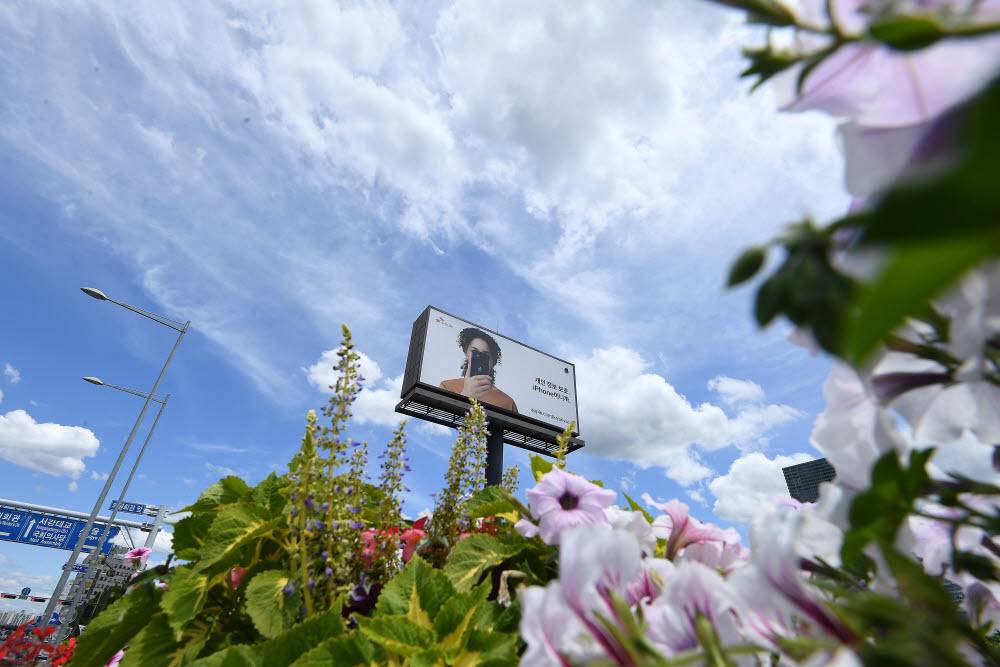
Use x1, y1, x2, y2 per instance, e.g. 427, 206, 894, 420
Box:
469, 349, 490, 377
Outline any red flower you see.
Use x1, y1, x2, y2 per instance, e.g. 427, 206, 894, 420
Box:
230, 567, 248, 590
400, 517, 428, 563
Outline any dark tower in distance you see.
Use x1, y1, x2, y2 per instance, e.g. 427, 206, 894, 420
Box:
782, 458, 836, 503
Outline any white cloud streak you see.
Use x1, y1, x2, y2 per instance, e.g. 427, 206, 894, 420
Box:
3, 363, 20, 384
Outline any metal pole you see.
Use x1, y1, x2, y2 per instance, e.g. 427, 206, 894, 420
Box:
485, 426, 504, 487
143, 504, 168, 550
57, 395, 171, 637
40, 323, 187, 631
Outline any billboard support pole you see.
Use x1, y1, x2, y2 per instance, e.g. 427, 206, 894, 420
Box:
485, 426, 504, 487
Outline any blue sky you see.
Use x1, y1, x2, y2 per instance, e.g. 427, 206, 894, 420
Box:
0, 1, 852, 609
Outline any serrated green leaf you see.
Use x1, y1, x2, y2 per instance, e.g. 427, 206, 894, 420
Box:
444, 534, 526, 592
245, 570, 297, 639
198, 504, 279, 570
257, 607, 344, 666
170, 512, 213, 561
68, 587, 159, 667
119, 613, 213, 667
728, 246, 767, 287
182, 476, 251, 513
376, 555, 452, 624
356, 616, 435, 656
845, 237, 996, 363
249, 472, 289, 518
529, 454, 553, 482
434, 586, 489, 649
161, 564, 211, 638
463, 485, 516, 520
187, 645, 259, 667
288, 634, 377, 667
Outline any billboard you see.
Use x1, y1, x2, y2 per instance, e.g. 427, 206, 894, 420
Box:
401, 307, 579, 435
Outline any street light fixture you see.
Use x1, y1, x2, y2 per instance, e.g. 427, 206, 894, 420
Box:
39, 288, 189, 636
82, 377, 166, 403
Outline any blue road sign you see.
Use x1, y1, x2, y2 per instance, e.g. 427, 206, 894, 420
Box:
62, 563, 89, 573
108, 500, 147, 515
0, 509, 117, 553
20, 587, 30, 596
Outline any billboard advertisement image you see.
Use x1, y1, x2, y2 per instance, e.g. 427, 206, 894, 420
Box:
412, 308, 579, 434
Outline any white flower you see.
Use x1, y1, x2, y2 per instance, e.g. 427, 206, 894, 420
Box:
810, 361, 908, 492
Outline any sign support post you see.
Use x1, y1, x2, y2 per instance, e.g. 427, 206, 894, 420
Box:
485, 426, 504, 487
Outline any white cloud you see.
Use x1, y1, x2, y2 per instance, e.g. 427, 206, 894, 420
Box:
150, 529, 173, 554
3, 363, 19, 384
709, 451, 815, 523
0, 410, 99, 478
707, 376, 764, 407
573, 347, 803, 486
306, 349, 406, 428
90, 470, 109, 481
189, 443, 249, 454
68, 480, 78, 492
205, 462, 237, 477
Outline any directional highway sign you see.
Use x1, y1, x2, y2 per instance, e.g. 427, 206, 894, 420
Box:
0, 509, 117, 553
108, 500, 147, 515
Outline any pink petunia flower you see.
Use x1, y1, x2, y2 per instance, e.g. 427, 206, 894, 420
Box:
518, 468, 616, 545
104, 649, 125, 667
648, 498, 725, 560
400, 516, 427, 563
123, 547, 152, 570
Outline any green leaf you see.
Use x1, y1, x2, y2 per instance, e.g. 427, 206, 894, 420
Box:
69, 587, 159, 667
250, 471, 289, 518
289, 634, 377, 667
433, 586, 489, 650
256, 607, 344, 666
198, 504, 279, 570
244, 570, 298, 639
740, 45, 799, 90
754, 273, 784, 326
356, 616, 435, 656
160, 564, 211, 638
869, 15, 944, 51
170, 512, 213, 561
844, 237, 995, 363
182, 476, 251, 513
376, 555, 453, 624
529, 454, 553, 482
187, 646, 260, 667
463, 485, 517, 520
727, 246, 767, 286
622, 492, 654, 524
444, 534, 526, 592
119, 613, 210, 667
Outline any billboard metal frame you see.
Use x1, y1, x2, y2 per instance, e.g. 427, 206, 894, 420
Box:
396, 306, 584, 458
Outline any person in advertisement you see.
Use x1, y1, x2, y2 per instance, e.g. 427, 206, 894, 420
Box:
439, 327, 518, 413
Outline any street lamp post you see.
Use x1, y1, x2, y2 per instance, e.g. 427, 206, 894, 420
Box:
38, 288, 189, 634
55, 383, 170, 642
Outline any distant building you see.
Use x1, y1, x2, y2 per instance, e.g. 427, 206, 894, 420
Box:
782, 458, 836, 503
65, 546, 135, 610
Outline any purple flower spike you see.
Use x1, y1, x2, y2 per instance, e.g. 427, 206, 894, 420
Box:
325, 567, 333, 579
350, 521, 364, 529
308, 578, 315, 590
282, 583, 295, 597
322, 502, 329, 511
349, 506, 362, 514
